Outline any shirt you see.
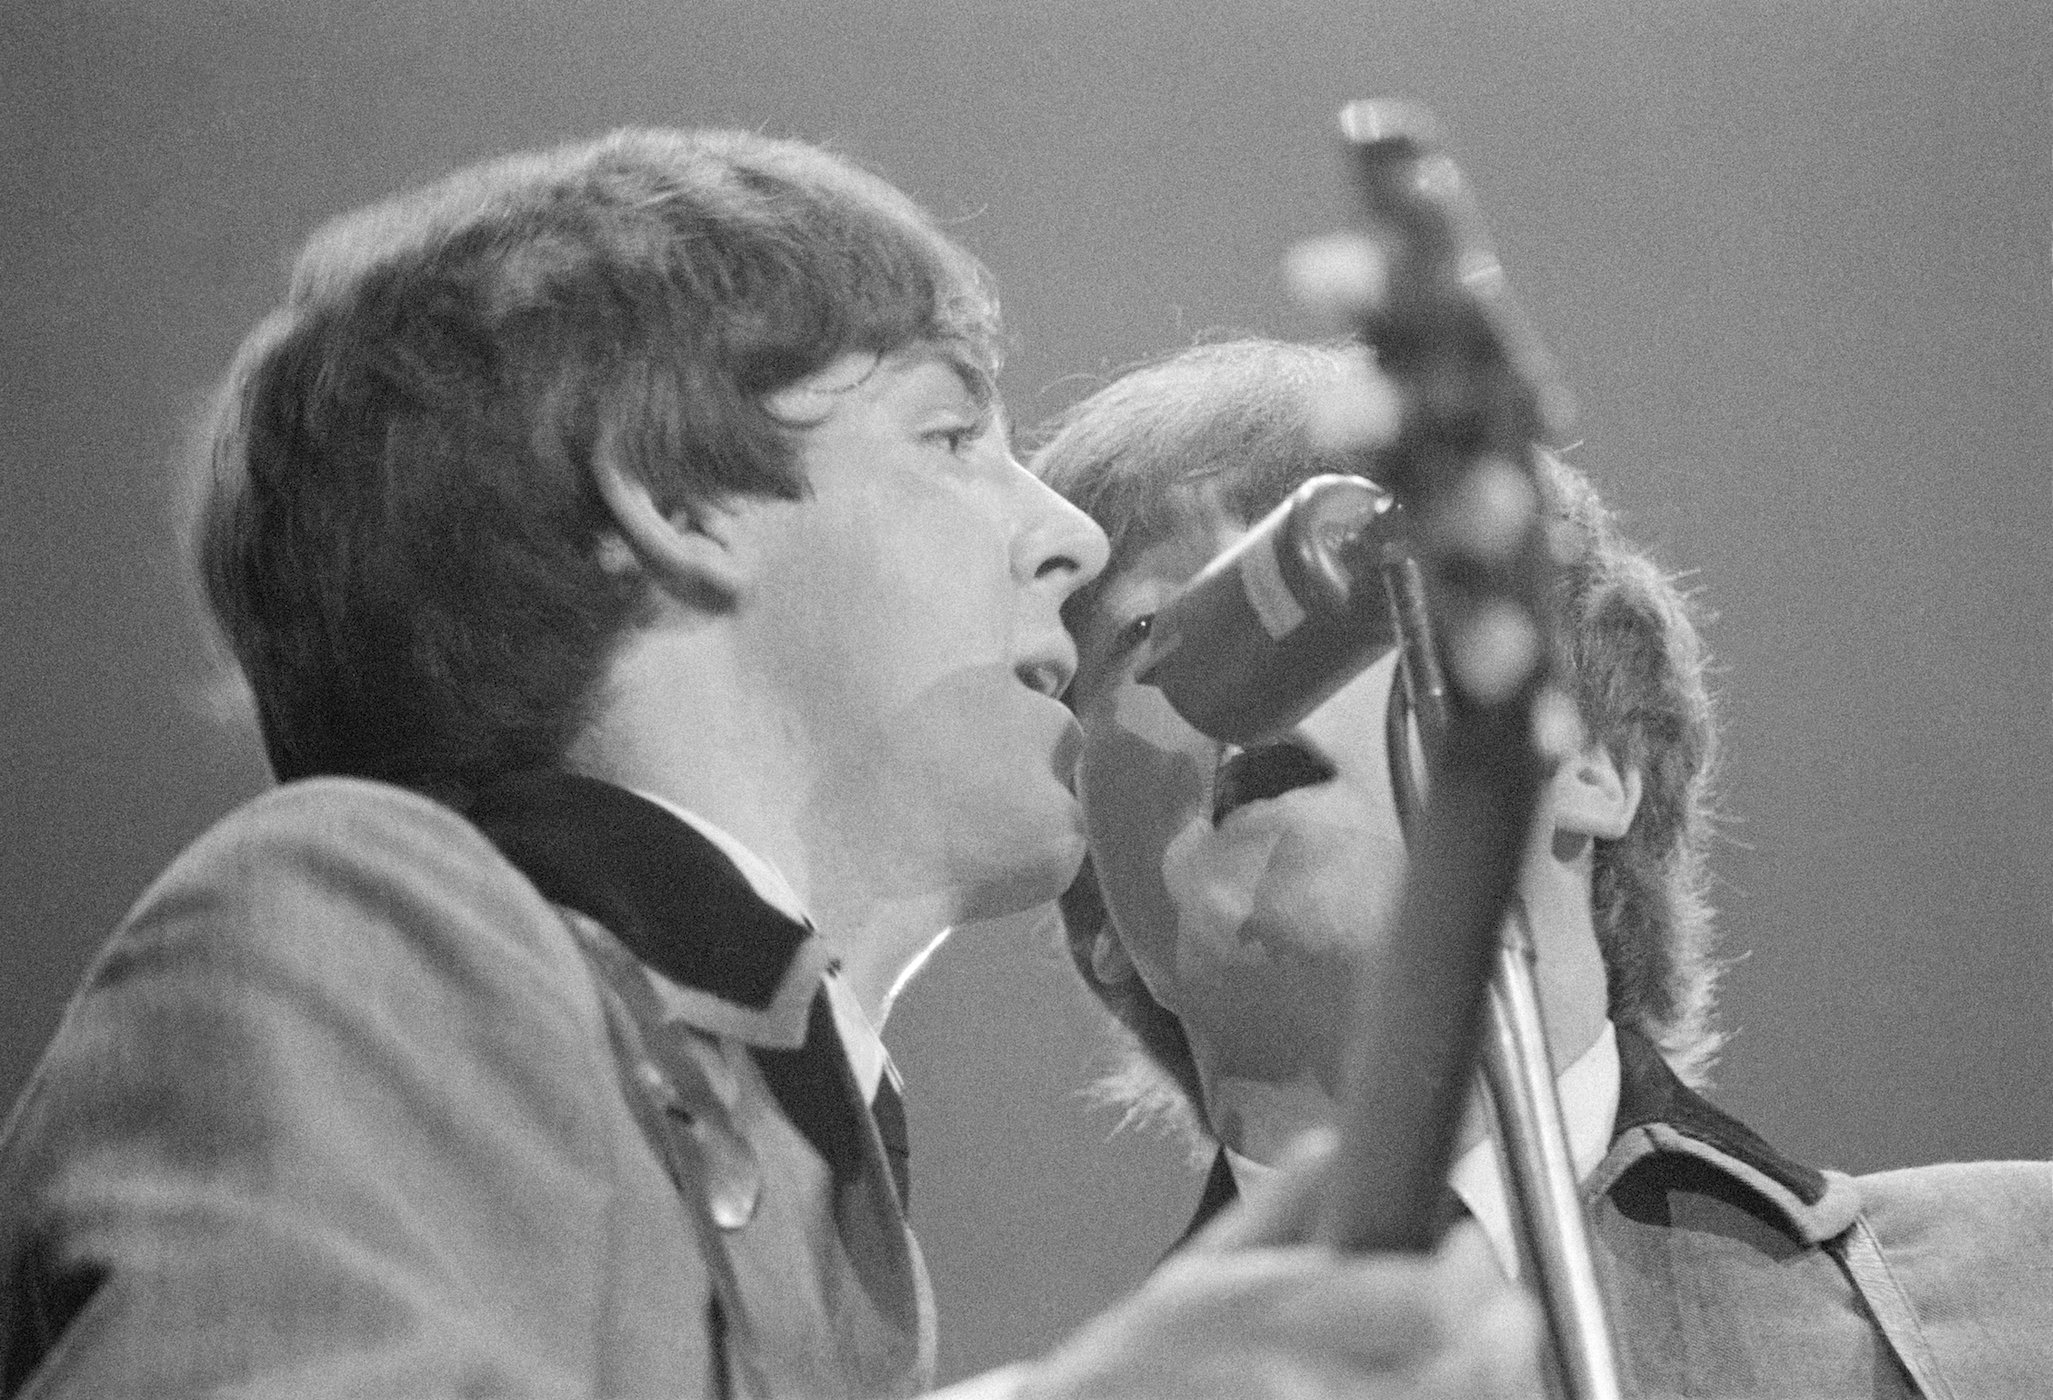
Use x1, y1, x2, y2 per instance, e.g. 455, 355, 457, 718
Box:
1226, 1021, 1622, 1279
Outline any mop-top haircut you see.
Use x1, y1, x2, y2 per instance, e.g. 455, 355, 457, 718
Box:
1033, 338, 1725, 1129
195, 128, 1001, 805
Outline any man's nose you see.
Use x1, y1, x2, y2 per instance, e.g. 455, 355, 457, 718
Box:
1010, 459, 1110, 599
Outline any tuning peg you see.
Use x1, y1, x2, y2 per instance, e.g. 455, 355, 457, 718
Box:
1286, 231, 1388, 326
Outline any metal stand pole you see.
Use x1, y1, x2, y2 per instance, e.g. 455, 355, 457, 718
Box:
1476, 914, 1624, 1400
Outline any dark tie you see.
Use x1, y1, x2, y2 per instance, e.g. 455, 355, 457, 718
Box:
871, 1073, 910, 1210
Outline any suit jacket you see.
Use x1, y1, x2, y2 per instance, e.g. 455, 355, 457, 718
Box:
0, 774, 932, 1399
1185, 1027, 2053, 1399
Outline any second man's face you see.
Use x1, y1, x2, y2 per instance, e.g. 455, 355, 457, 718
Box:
1066, 497, 1415, 1083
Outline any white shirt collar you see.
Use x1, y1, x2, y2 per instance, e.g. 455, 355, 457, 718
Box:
1224, 1020, 1621, 1281
630, 789, 892, 1102
1446, 1019, 1618, 1279
824, 976, 896, 1104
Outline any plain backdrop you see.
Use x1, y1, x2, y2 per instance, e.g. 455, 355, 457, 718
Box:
4, 0, 2048, 1383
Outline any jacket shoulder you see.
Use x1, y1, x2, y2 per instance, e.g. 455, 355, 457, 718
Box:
1854, 1159, 2052, 1213
0, 777, 692, 1397
1846, 1159, 2053, 1272
157, 776, 545, 921
1839, 1160, 2053, 1389
114, 776, 600, 1009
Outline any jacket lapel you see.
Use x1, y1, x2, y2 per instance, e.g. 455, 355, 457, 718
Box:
465, 771, 929, 1395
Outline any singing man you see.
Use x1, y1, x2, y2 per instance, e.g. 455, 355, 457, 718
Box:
0, 133, 1535, 1399
1038, 334, 2053, 1399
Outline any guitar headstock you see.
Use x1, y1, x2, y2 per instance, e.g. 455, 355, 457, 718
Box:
1316, 101, 1582, 1252
1334, 98, 1572, 731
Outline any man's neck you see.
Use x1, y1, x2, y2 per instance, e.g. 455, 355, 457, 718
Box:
571, 630, 816, 892
1514, 836, 1610, 1072
1218, 1025, 1623, 1282
570, 630, 964, 1029
1197, 859, 1609, 1167
1197, 1014, 1609, 1170
809, 887, 957, 1026
627, 770, 958, 1026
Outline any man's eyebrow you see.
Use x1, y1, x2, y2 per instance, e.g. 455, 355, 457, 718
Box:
934, 347, 997, 407
933, 361, 1006, 436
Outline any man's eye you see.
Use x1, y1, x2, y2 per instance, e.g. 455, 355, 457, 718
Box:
929, 419, 988, 454
1119, 613, 1154, 648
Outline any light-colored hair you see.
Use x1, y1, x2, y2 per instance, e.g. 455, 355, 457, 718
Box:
1032, 339, 1726, 1134
195, 128, 1001, 805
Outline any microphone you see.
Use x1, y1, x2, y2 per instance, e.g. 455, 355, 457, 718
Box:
1134, 473, 1413, 746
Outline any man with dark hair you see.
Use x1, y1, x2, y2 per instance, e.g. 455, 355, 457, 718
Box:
0, 136, 1537, 1398
1037, 336, 2052, 1398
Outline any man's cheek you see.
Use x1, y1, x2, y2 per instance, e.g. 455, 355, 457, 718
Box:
1161, 822, 1283, 974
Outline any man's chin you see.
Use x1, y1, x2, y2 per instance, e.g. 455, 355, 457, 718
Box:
1242, 886, 1400, 961
953, 814, 1087, 925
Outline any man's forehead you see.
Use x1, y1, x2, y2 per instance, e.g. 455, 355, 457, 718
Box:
921, 343, 998, 402
762, 342, 996, 427
862, 342, 995, 396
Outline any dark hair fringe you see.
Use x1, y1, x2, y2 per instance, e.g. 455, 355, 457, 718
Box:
195, 128, 1000, 803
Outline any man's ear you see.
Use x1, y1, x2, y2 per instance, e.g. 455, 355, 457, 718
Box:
590, 453, 750, 609
1551, 741, 1644, 841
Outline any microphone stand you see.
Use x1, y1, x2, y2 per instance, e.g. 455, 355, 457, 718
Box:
1387, 556, 1623, 1400
1481, 919, 1624, 1400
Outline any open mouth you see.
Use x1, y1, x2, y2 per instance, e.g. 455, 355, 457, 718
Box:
1212, 738, 1337, 825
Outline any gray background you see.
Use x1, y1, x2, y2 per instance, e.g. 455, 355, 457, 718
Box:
5, 0, 2048, 1384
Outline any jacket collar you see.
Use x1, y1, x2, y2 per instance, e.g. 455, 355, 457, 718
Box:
464, 770, 832, 1050
1179, 1025, 1865, 1249
1595, 1026, 1860, 1244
